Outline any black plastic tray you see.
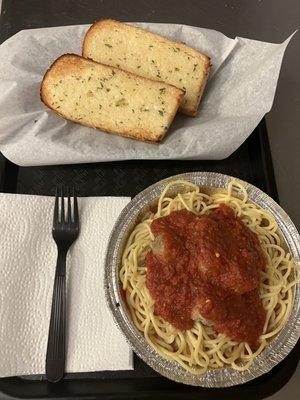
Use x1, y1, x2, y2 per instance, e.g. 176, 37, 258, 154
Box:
0, 1, 299, 396
0, 119, 277, 198
0, 120, 299, 400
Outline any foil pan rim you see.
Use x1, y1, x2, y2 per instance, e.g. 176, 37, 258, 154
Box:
105, 172, 300, 387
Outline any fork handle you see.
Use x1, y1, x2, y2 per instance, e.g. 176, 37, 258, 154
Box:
46, 252, 66, 382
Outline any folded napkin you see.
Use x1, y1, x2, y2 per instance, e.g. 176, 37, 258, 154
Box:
0, 193, 132, 378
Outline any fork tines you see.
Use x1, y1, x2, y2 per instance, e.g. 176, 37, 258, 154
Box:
53, 185, 79, 227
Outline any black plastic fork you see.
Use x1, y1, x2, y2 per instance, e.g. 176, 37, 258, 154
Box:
46, 186, 79, 383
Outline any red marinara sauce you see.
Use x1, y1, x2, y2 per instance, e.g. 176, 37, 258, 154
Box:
145, 204, 266, 345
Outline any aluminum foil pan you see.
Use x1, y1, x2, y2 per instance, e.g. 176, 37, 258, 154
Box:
105, 172, 300, 387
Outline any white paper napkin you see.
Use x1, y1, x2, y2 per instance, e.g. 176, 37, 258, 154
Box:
0, 193, 133, 378
0, 23, 296, 166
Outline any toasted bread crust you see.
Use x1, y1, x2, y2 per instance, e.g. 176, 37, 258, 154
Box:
41, 54, 184, 143
82, 19, 211, 117
180, 57, 211, 116
83, 19, 210, 64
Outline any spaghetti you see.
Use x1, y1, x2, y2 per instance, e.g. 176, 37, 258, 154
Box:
120, 180, 299, 375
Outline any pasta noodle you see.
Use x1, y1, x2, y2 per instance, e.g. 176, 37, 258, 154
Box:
120, 180, 299, 375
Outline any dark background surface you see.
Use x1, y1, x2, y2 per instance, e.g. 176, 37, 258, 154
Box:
0, 1, 299, 399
